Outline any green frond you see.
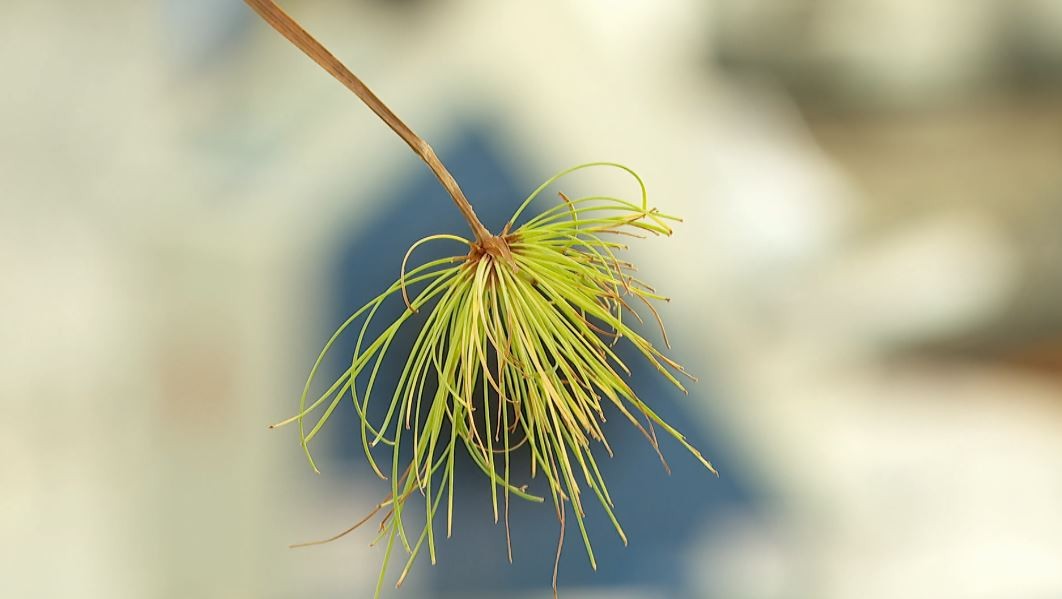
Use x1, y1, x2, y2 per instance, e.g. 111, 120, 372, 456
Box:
276, 162, 715, 597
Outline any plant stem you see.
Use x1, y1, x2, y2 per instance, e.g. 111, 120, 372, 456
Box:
244, 0, 493, 244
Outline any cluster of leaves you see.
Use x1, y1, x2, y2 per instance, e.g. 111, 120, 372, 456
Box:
274, 162, 715, 597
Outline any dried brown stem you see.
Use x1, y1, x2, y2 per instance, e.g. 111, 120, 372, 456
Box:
244, 0, 493, 243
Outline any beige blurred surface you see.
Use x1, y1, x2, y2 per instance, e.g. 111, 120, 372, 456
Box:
3, 1, 1061, 598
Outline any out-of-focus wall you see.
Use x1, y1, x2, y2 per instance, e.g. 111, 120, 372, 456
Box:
3, 1, 1061, 598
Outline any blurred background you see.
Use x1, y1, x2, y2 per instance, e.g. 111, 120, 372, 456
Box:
3, 1, 1062, 598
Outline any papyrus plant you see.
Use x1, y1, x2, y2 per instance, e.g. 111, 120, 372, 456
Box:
245, 1, 716, 596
